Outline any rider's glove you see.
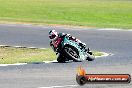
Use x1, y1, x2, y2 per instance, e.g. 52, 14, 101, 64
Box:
79, 42, 86, 49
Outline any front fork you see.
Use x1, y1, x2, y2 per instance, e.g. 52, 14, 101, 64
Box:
85, 47, 93, 55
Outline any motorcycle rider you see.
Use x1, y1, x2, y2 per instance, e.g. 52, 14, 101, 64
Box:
49, 30, 88, 52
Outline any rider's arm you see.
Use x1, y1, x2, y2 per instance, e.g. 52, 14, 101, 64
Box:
58, 33, 75, 41
66, 34, 76, 41
50, 41, 56, 52
58, 33, 66, 38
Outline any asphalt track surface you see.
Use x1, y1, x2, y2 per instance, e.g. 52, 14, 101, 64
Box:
0, 24, 132, 88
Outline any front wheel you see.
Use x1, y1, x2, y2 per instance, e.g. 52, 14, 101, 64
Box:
86, 54, 95, 61
63, 46, 81, 62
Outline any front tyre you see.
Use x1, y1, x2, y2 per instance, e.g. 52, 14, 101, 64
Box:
86, 54, 95, 61
63, 46, 81, 62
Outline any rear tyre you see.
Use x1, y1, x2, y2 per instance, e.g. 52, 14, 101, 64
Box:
57, 53, 66, 63
63, 46, 81, 62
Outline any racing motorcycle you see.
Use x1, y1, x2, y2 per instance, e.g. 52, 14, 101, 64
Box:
50, 36, 95, 62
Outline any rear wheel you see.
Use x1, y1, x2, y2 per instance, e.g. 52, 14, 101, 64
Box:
57, 53, 66, 63
63, 46, 80, 62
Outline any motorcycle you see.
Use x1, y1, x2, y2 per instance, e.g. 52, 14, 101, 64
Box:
50, 36, 95, 62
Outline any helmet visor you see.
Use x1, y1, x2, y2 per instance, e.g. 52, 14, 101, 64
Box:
49, 34, 56, 39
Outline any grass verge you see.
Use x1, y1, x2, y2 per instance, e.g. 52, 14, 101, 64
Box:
0, 47, 103, 64
0, 0, 132, 29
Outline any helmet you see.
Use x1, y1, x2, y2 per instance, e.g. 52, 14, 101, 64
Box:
49, 30, 58, 40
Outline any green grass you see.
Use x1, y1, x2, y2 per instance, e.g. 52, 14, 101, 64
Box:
0, 0, 132, 29
0, 47, 56, 64
0, 47, 103, 64
93, 51, 103, 56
